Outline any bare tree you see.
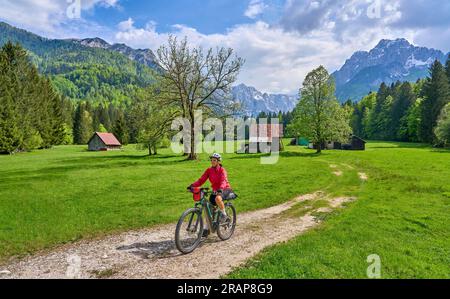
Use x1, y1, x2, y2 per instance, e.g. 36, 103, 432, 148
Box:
156, 36, 244, 160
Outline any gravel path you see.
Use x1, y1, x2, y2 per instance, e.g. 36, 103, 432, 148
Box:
1, 192, 355, 279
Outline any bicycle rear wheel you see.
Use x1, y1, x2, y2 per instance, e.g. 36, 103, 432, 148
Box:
175, 208, 204, 254
217, 203, 236, 241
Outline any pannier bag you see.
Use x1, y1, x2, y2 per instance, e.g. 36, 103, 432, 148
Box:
192, 187, 202, 202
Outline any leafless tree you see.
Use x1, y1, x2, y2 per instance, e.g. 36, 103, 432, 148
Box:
156, 36, 244, 160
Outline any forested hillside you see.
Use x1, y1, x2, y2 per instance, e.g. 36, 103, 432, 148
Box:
0, 42, 69, 153
350, 58, 450, 146
0, 22, 157, 107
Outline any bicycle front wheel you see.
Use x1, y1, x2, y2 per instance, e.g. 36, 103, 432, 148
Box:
175, 208, 204, 254
217, 203, 237, 241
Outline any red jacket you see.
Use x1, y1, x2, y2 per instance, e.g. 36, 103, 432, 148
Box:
192, 166, 231, 192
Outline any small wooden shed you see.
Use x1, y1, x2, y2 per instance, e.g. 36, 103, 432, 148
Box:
342, 135, 366, 151
88, 132, 122, 151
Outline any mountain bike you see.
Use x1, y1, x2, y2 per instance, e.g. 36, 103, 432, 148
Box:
175, 187, 237, 254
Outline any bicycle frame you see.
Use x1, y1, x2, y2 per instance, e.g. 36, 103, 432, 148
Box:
195, 193, 220, 233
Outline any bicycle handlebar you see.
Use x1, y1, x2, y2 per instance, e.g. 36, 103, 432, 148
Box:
187, 187, 210, 192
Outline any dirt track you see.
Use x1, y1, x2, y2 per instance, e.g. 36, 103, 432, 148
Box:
1, 192, 355, 279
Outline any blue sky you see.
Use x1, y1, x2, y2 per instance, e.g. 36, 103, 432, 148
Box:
87, 0, 264, 34
1, 0, 449, 94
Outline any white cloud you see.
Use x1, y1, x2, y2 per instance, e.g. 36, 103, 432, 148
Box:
115, 19, 369, 94
0, 0, 119, 36
115, 1, 437, 95
244, 0, 268, 19
281, 0, 450, 52
118, 17, 134, 31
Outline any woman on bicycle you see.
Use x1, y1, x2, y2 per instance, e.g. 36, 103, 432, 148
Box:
189, 153, 236, 234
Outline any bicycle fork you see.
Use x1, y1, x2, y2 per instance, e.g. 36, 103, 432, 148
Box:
186, 210, 200, 233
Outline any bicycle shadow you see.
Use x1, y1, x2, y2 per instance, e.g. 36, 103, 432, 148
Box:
116, 238, 221, 259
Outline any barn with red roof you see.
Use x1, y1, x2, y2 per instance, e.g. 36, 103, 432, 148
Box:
88, 132, 122, 151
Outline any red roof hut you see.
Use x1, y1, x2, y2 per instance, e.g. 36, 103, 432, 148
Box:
88, 132, 122, 151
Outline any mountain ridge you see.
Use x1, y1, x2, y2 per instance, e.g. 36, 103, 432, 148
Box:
333, 38, 449, 101
0, 21, 157, 106
2, 22, 448, 111
0, 21, 296, 115
232, 83, 298, 116
71, 37, 160, 70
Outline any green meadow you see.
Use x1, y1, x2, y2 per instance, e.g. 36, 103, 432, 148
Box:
0, 142, 449, 278
228, 142, 450, 278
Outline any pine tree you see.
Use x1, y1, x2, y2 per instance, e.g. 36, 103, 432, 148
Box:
0, 42, 69, 152
72, 105, 83, 145
113, 111, 128, 145
0, 93, 22, 154
92, 106, 102, 132
369, 83, 392, 140
3, 42, 36, 151
0, 56, 22, 154
36, 77, 54, 148
99, 105, 111, 131
392, 82, 417, 141
419, 60, 450, 143
50, 93, 67, 146
73, 103, 93, 144
108, 104, 118, 128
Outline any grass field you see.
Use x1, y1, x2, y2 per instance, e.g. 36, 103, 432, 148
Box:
228, 142, 450, 279
0, 142, 449, 278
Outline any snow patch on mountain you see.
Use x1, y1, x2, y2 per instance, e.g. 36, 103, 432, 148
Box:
333, 38, 448, 101
405, 55, 434, 69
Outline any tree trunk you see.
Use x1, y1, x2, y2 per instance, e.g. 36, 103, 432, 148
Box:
188, 119, 197, 160
315, 143, 322, 154
148, 144, 153, 156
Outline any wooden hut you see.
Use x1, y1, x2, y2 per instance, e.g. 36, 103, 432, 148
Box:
88, 132, 122, 151
342, 135, 366, 151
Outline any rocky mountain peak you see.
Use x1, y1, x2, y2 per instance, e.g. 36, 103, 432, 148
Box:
374, 38, 411, 50
333, 38, 448, 101
79, 37, 110, 49
232, 84, 298, 116
74, 38, 159, 70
